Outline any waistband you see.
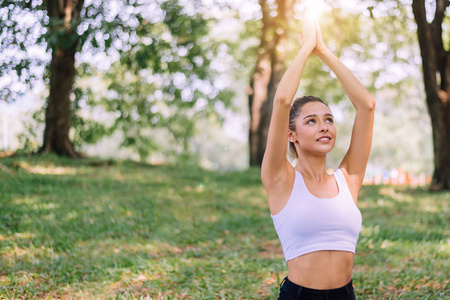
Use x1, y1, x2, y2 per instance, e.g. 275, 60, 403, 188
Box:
280, 276, 355, 298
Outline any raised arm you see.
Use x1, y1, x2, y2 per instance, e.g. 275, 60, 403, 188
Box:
261, 10, 316, 190
313, 19, 376, 191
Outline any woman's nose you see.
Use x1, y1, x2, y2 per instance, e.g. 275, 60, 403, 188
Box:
320, 122, 329, 133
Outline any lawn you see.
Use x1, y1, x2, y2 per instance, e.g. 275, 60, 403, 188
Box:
0, 155, 448, 299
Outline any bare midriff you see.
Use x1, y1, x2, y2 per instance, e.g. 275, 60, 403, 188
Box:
287, 250, 354, 290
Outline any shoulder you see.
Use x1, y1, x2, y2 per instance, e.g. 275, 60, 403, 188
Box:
337, 167, 360, 204
262, 163, 296, 215
261, 159, 294, 191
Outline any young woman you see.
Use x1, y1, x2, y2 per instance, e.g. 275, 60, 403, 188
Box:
261, 9, 375, 300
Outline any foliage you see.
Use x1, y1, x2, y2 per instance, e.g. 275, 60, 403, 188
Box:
0, 0, 234, 160
0, 0, 437, 171
16, 107, 46, 154
0, 155, 448, 298
96, 0, 234, 159
71, 84, 113, 148
0, 0, 48, 102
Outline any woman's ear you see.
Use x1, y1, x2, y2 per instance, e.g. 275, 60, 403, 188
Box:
288, 130, 297, 143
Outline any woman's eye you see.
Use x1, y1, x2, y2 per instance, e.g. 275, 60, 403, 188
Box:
326, 118, 334, 123
307, 119, 315, 124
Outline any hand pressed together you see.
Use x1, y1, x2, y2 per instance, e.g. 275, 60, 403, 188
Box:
297, 9, 328, 56
297, 7, 316, 51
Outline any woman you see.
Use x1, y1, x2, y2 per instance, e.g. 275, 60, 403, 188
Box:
261, 9, 375, 300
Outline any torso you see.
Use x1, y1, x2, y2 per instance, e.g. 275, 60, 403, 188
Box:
267, 167, 360, 289
287, 250, 354, 289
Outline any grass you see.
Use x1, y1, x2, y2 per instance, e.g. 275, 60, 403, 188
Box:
0, 154, 448, 299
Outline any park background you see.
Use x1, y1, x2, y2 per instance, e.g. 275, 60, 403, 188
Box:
0, 0, 449, 299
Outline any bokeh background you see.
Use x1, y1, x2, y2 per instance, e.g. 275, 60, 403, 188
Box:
2, 0, 447, 183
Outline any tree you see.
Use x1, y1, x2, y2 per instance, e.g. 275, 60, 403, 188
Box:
248, 0, 294, 166
0, 0, 233, 160
40, 0, 84, 157
412, 0, 450, 190
359, 0, 450, 186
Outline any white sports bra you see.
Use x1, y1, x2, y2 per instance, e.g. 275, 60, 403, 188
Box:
271, 169, 362, 262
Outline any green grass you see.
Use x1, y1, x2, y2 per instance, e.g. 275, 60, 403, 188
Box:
0, 154, 448, 299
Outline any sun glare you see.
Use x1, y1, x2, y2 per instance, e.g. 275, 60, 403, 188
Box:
304, 0, 329, 19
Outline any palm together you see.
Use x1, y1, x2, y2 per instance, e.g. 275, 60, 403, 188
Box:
298, 9, 327, 56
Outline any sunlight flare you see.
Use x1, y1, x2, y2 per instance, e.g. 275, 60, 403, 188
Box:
304, 0, 328, 19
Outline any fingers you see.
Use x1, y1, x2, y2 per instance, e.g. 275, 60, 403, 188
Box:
312, 18, 327, 55
300, 7, 316, 49
302, 7, 315, 32
302, 6, 313, 25
315, 19, 322, 40
303, 5, 311, 17
315, 19, 321, 32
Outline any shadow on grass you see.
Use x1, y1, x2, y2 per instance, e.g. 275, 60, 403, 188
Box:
359, 185, 447, 243
354, 185, 449, 298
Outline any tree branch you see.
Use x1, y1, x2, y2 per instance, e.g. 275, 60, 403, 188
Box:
431, 0, 448, 91
412, 0, 437, 94
432, 0, 447, 25
44, 0, 62, 18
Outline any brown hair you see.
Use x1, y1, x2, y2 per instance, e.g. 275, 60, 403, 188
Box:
288, 95, 329, 159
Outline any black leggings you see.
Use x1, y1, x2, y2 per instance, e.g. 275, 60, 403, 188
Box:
277, 277, 356, 300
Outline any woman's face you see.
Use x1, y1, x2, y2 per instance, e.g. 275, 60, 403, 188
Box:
289, 101, 336, 156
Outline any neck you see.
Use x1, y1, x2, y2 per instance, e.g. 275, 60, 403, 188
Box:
295, 153, 329, 182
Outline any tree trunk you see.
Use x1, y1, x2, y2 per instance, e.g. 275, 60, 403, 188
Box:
248, 0, 293, 166
412, 0, 450, 190
39, 0, 84, 158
